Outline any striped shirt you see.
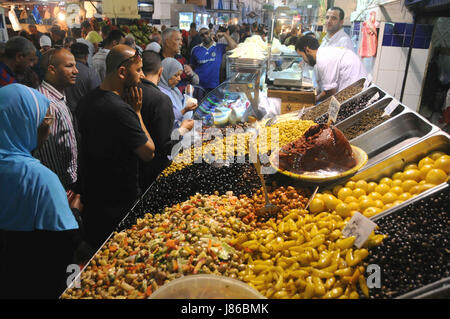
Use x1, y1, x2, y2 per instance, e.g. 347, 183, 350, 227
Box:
34, 81, 78, 189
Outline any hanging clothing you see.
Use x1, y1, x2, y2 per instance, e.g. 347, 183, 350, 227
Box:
359, 12, 378, 58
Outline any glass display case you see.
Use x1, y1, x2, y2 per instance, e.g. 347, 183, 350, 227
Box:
193, 72, 265, 127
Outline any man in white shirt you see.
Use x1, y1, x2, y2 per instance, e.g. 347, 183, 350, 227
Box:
92, 30, 125, 81
296, 36, 367, 103
320, 7, 354, 52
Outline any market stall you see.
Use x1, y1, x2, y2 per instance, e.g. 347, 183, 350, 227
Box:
61, 76, 450, 299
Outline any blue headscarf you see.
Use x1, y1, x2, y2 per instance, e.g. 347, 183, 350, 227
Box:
0, 84, 78, 231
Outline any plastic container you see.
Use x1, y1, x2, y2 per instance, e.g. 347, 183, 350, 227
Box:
149, 275, 266, 299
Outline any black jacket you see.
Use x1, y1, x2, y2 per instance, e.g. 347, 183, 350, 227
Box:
139, 79, 177, 191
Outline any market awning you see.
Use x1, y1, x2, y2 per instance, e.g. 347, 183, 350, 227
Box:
102, 0, 140, 19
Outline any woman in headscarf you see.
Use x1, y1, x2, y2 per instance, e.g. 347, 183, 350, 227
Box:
158, 58, 197, 128
0, 84, 80, 299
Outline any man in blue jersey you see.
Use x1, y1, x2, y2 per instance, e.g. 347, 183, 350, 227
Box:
190, 27, 237, 92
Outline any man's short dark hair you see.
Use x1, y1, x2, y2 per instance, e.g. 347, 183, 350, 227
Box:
70, 42, 89, 59
329, 6, 345, 21
102, 25, 111, 37
4, 36, 36, 59
190, 23, 196, 30
72, 27, 82, 38
81, 21, 91, 30
105, 30, 125, 46
295, 36, 320, 53
142, 51, 161, 75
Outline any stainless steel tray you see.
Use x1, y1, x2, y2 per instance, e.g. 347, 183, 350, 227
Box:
369, 183, 450, 299
336, 97, 404, 139
350, 110, 441, 168
397, 277, 450, 299
301, 78, 370, 121
313, 85, 388, 124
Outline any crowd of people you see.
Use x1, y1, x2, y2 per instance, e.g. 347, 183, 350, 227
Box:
0, 18, 272, 299
0, 7, 366, 298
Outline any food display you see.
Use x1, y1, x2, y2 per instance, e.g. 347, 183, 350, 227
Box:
309, 151, 450, 218
301, 80, 366, 121
278, 124, 356, 174
314, 90, 383, 125
367, 186, 450, 298
341, 108, 391, 140
59, 80, 450, 300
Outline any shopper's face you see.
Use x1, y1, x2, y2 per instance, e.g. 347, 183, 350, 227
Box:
297, 48, 316, 67
51, 50, 79, 86
168, 70, 182, 88
200, 29, 212, 45
325, 9, 343, 34
124, 58, 145, 88
167, 32, 183, 54
16, 50, 37, 73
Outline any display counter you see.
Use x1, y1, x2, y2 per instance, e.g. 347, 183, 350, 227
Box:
61, 79, 450, 299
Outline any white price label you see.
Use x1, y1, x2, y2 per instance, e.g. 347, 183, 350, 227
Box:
383, 99, 399, 116
342, 212, 377, 248
328, 96, 341, 124
367, 92, 380, 105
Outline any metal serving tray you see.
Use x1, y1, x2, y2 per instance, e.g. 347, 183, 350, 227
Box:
370, 183, 450, 299
314, 85, 388, 124
301, 78, 368, 121
351, 131, 450, 183
336, 97, 404, 139
350, 110, 440, 169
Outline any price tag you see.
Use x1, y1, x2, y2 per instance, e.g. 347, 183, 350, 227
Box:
342, 212, 377, 248
327, 96, 341, 125
367, 92, 380, 105
383, 98, 399, 116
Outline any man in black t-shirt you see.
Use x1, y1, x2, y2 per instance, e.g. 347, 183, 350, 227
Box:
139, 51, 194, 191
76, 44, 155, 250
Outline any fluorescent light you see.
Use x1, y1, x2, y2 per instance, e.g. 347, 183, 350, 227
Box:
307, 4, 312, 8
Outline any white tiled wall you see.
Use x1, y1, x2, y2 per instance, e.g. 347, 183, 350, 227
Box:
373, 24, 431, 112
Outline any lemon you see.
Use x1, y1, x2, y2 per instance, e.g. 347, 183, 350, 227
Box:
363, 207, 381, 218
402, 169, 421, 182
390, 186, 404, 195
398, 192, 412, 201
392, 172, 404, 181
375, 183, 390, 195
322, 194, 340, 211
336, 202, 350, 218
379, 177, 393, 186
368, 192, 383, 201
359, 198, 375, 211
309, 198, 326, 214
418, 156, 434, 169
352, 188, 366, 199
430, 151, 446, 160
348, 202, 360, 212
367, 182, 378, 193
382, 192, 397, 204
373, 199, 384, 209
419, 164, 434, 180
391, 179, 403, 188
401, 179, 418, 192
337, 187, 353, 201
433, 155, 450, 174
345, 181, 356, 190
333, 185, 343, 197
404, 164, 418, 171
417, 183, 437, 194
354, 180, 368, 193
383, 203, 394, 210
425, 169, 447, 185
409, 185, 421, 195
344, 196, 358, 204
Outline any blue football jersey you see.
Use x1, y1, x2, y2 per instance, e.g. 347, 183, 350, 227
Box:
190, 43, 227, 89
